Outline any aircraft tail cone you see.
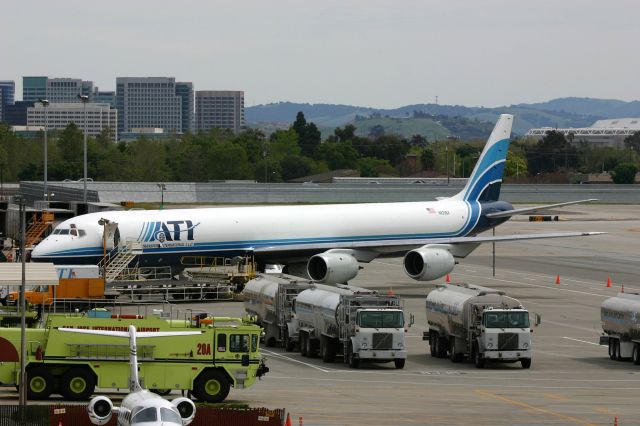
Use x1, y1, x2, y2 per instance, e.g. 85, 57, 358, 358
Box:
285, 413, 292, 426
555, 275, 561, 285
445, 274, 451, 283
607, 277, 612, 288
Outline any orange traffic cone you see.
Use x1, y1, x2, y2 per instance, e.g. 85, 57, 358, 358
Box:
387, 288, 395, 296
284, 413, 291, 426
607, 277, 612, 288
299, 416, 304, 426
614, 416, 618, 426
445, 274, 451, 283
58, 420, 63, 426
621, 285, 625, 294
555, 275, 561, 285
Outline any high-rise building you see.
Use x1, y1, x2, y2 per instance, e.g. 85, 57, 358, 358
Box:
23, 76, 95, 103
22, 76, 47, 103
116, 77, 184, 135
0, 80, 15, 121
195, 90, 245, 134
175, 82, 194, 133
27, 102, 117, 140
93, 90, 116, 108
4, 101, 34, 125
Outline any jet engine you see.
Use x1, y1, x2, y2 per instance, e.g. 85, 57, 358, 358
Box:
403, 247, 455, 281
307, 251, 359, 284
172, 397, 196, 425
87, 396, 113, 426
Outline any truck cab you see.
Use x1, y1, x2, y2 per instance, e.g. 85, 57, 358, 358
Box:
348, 308, 407, 368
475, 308, 532, 368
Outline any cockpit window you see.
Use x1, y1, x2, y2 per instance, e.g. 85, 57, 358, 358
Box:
58, 229, 70, 235
70, 229, 78, 237
160, 407, 182, 423
53, 229, 60, 235
131, 407, 157, 424
78, 229, 86, 237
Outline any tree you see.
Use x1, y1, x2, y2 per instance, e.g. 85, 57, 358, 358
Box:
315, 141, 359, 170
280, 154, 312, 181
409, 134, 428, 147
525, 130, 578, 175
368, 125, 385, 139
610, 163, 638, 184
357, 157, 395, 177
505, 148, 528, 178
625, 131, 640, 155
420, 148, 435, 171
291, 112, 321, 157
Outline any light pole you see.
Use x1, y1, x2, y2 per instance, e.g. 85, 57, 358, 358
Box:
78, 94, 89, 203
157, 183, 166, 209
445, 141, 450, 185
16, 195, 27, 407
38, 99, 50, 202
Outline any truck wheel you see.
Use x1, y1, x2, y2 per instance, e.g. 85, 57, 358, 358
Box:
615, 340, 622, 361
437, 336, 448, 358
347, 342, 359, 369
60, 368, 96, 401
306, 335, 317, 358
609, 340, 616, 360
322, 337, 336, 363
394, 359, 405, 369
193, 370, 230, 403
284, 331, 295, 352
521, 358, 532, 369
449, 338, 463, 363
300, 332, 308, 357
26, 367, 54, 400
473, 344, 485, 369
429, 331, 437, 357
634, 343, 640, 365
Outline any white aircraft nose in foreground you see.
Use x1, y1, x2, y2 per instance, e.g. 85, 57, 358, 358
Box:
59, 326, 200, 426
33, 114, 603, 284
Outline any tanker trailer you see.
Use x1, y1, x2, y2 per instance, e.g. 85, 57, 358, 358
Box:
243, 273, 311, 349
292, 283, 408, 368
424, 283, 535, 368
600, 292, 640, 363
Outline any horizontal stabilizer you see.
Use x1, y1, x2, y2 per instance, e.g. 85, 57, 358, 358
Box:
484, 199, 598, 219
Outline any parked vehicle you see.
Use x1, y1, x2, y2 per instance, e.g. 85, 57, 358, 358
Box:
424, 283, 536, 368
600, 292, 640, 363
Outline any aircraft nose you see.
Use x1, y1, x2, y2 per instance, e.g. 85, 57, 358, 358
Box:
31, 238, 52, 259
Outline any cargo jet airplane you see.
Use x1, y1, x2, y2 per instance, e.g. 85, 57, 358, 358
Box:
32, 114, 603, 285
60, 326, 200, 426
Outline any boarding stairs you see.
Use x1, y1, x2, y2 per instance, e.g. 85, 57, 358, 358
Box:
100, 240, 144, 283
25, 212, 54, 247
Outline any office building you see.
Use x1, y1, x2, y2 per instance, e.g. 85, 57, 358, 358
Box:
4, 101, 34, 126
195, 90, 245, 134
0, 80, 15, 121
22, 76, 47, 103
93, 90, 116, 108
23, 76, 95, 104
116, 77, 183, 135
175, 82, 194, 133
27, 103, 117, 141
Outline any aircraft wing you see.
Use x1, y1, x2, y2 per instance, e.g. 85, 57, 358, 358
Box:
484, 199, 598, 219
253, 231, 605, 258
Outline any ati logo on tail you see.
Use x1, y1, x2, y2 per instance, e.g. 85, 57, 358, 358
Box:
138, 220, 200, 243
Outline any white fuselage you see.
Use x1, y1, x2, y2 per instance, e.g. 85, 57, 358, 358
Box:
32, 199, 481, 266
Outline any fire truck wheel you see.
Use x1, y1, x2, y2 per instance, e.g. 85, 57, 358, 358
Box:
26, 367, 54, 400
193, 370, 230, 403
60, 368, 96, 401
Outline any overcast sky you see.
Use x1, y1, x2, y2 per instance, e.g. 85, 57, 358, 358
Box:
3, 0, 639, 108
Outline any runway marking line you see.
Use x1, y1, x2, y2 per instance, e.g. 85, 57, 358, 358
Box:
475, 389, 597, 426
543, 392, 569, 402
562, 337, 602, 346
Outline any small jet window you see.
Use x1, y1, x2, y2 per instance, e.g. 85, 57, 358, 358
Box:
131, 407, 157, 424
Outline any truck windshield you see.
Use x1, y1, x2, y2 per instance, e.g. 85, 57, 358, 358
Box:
358, 311, 404, 328
484, 311, 530, 328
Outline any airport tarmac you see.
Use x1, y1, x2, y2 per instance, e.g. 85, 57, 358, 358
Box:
1, 204, 639, 425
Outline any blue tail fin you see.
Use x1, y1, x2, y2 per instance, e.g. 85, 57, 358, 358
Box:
452, 114, 513, 202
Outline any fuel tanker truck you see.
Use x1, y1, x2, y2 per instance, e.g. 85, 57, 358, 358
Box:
600, 292, 640, 363
424, 283, 535, 368
291, 283, 408, 368
0, 311, 268, 402
242, 273, 311, 350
